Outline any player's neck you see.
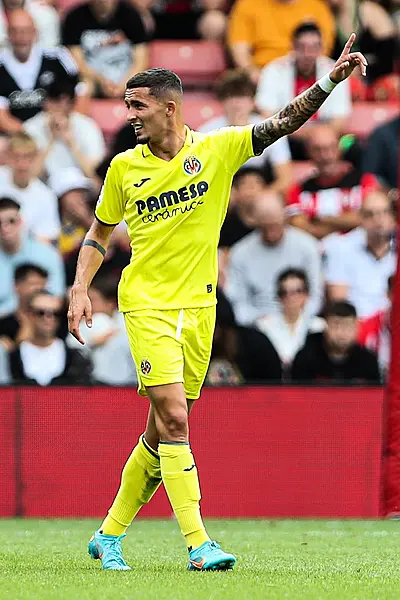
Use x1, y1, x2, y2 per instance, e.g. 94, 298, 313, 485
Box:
148, 126, 186, 161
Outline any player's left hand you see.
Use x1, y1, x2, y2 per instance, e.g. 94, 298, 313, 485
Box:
68, 284, 92, 345
329, 33, 368, 83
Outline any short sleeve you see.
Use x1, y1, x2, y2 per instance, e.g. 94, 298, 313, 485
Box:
95, 157, 125, 226
207, 125, 255, 174
227, 0, 253, 46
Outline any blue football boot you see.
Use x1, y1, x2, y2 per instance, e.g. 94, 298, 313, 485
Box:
88, 530, 131, 571
187, 541, 236, 571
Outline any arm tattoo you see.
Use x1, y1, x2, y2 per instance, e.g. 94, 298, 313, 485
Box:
252, 82, 330, 154
83, 238, 106, 257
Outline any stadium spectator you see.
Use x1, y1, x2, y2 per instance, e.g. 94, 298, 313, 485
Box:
256, 268, 325, 372
338, 0, 400, 100
0, 197, 65, 315
9, 290, 92, 385
286, 124, 378, 242
255, 23, 351, 159
358, 274, 394, 379
62, 0, 148, 98
67, 275, 137, 385
48, 167, 95, 258
219, 167, 265, 250
206, 288, 282, 384
151, 0, 227, 41
325, 190, 396, 319
291, 301, 381, 383
362, 116, 399, 193
0, 261, 47, 342
0, 262, 47, 351
0, 0, 60, 50
227, 0, 335, 81
225, 191, 323, 326
199, 69, 292, 193
0, 132, 60, 243
0, 10, 79, 133
24, 79, 106, 180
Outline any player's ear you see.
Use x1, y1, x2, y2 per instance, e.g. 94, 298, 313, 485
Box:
166, 101, 176, 117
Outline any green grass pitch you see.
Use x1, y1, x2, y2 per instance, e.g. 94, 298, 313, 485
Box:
1, 519, 400, 599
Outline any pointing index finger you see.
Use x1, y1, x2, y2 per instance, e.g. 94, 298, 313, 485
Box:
341, 32, 356, 57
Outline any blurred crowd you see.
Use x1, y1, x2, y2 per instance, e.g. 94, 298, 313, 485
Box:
0, 0, 398, 386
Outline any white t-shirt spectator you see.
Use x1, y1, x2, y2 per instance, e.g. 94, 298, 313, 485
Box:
19, 338, 66, 386
199, 114, 291, 170
325, 235, 396, 318
256, 55, 351, 121
0, 0, 60, 50
225, 226, 323, 326
24, 111, 106, 179
256, 312, 325, 366
0, 166, 60, 240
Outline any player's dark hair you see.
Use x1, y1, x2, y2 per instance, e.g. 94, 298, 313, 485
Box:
232, 167, 267, 188
0, 197, 20, 212
126, 68, 183, 99
292, 22, 321, 42
14, 263, 48, 283
91, 275, 118, 304
324, 301, 357, 320
276, 268, 310, 295
215, 69, 256, 101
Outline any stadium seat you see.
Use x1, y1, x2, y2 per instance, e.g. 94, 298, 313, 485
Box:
291, 161, 317, 184
345, 102, 400, 139
89, 100, 127, 145
183, 92, 223, 130
149, 41, 226, 86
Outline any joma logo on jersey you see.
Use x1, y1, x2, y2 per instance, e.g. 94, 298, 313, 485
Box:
135, 181, 209, 215
183, 156, 201, 175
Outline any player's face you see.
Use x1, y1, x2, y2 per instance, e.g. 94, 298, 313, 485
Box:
125, 88, 170, 145
325, 316, 357, 353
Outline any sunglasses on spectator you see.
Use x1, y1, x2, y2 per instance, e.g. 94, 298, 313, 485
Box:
278, 287, 306, 298
0, 217, 18, 226
31, 308, 63, 318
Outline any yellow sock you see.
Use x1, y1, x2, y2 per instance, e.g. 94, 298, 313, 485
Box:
158, 441, 210, 549
101, 435, 162, 536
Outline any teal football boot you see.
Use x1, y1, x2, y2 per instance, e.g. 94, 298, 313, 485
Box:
88, 530, 131, 571
187, 541, 236, 571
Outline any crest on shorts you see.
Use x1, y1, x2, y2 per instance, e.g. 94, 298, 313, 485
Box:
183, 155, 202, 175
141, 359, 152, 375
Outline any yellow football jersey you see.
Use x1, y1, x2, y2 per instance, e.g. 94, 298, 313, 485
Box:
95, 125, 256, 312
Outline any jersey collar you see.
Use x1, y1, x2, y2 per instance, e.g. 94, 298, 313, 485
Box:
141, 126, 194, 160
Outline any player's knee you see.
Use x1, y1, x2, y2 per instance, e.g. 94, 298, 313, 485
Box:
159, 408, 188, 441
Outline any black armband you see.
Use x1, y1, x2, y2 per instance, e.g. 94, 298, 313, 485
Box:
83, 239, 106, 257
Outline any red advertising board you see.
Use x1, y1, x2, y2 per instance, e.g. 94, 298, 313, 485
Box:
2, 387, 384, 518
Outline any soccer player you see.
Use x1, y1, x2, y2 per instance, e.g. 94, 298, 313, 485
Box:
68, 34, 366, 571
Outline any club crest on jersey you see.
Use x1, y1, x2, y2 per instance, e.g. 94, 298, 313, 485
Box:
183, 155, 202, 175
141, 359, 152, 375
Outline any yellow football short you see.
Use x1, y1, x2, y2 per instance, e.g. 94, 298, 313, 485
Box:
124, 306, 216, 400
